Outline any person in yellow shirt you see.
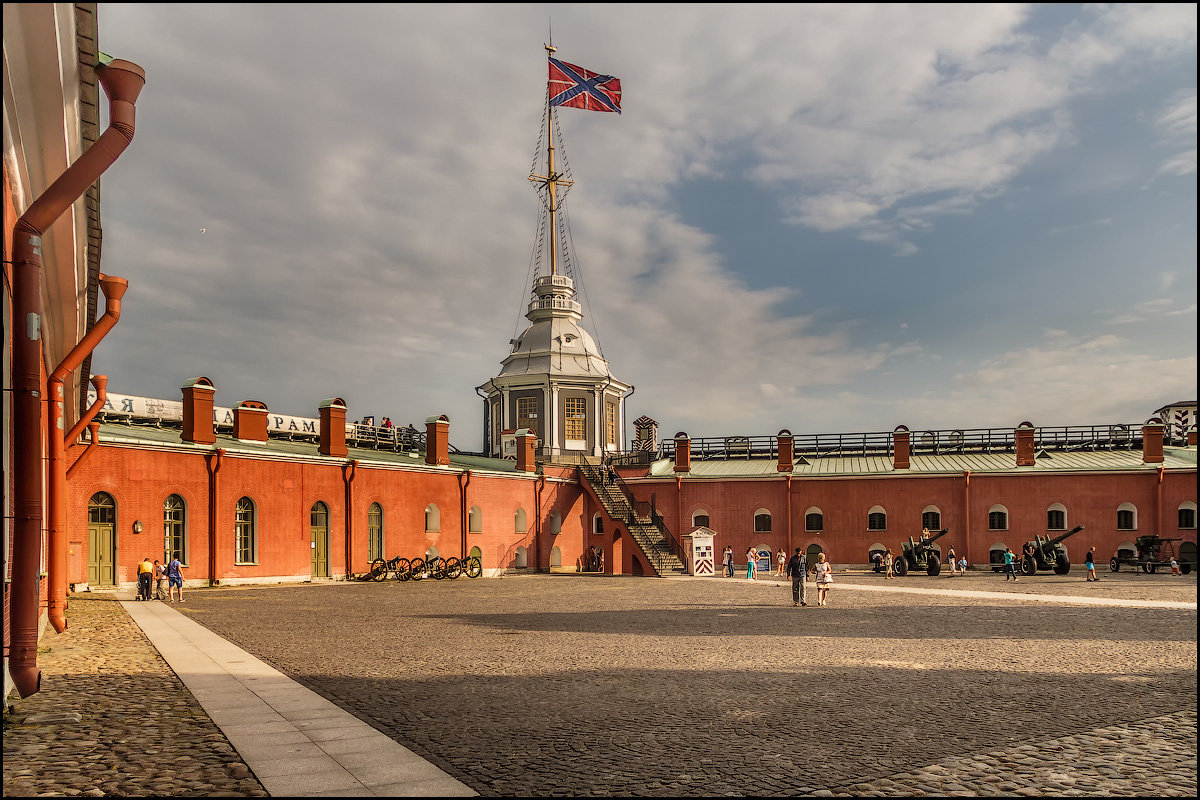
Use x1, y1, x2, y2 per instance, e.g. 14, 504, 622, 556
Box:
137, 557, 154, 601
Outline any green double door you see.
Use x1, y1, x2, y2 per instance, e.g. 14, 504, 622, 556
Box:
311, 502, 329, 578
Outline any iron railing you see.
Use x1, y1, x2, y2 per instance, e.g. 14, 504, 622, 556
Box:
659, 423, 1150, 461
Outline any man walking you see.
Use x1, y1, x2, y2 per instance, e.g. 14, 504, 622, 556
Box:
786, 547, 808, 607
166, 553, 185, 602
1003, 547, 1019, 582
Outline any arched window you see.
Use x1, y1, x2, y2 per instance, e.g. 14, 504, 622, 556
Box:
550, 545, 562, 567
514, 546, 528, 569
235, 497, 256, 564
692, 509, 710, 528
549, 510, 562, 535
988, 504, 1008, 531
1047, 503, 1067, 531
425, 504, 440, 533
593, 513, 604, 535
163, 494, 186, 564
368, 503, 383, 561
1178, 501, 1197, 530
515, 507, 527, 533
311, 501, 328, 529
753, 509, 772, 532
805, 507, 823, 532
89, 492, 115, 524
469, 505, 483, 533
867, 505, 886, 531
921, 506, 941, 531
1117, 503, 1137, 531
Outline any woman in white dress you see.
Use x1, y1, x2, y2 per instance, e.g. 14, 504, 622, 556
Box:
813, 553, 834, 606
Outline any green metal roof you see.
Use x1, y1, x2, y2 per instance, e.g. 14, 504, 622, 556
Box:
93, 422, 523, 474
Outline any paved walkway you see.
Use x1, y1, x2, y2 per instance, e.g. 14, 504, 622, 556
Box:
121, 598, 474, 797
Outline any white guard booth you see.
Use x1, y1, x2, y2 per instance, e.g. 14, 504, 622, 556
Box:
683, 526, 717, 576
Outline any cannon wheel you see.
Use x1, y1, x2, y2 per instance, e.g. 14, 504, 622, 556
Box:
369, 558, 387, 581
893, 556, 908, 577
926, 556, 941, 576
1182, 562, 1193, 575
1054, 554, 1071, 575
445, 557, 462, 579
409, 557, 426, 581
394, 557, 411, 582
1109, 558, 1120, 572
1021, 557, 1038, 576
1147, 563, 1158, 574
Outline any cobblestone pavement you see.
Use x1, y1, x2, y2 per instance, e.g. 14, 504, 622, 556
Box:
169, 574, 1196, 797
2, 597, 268, 798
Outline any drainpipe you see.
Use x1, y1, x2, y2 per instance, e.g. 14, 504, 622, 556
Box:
67, 422, 102, 481
206, 449, 225, 586
963, 471, 972, 567
458, 470, 472, 560
535, 473, 545, 572
48, 280, 126, 633
675, 475, 683, 550
342, 460, 357, 578
9, 58, 145, 699
1156, 465, 1165, 538
785, 475, 793, 555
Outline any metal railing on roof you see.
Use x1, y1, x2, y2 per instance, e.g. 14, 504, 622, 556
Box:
658, 423, 1149, 461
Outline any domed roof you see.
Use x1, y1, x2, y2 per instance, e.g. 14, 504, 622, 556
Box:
498, 315, 612, 379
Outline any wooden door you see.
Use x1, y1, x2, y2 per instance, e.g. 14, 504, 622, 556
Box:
88, 523, 115, 586
311, 502, 329, 578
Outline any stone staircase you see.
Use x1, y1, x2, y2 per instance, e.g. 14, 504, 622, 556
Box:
578, 464, 687, 577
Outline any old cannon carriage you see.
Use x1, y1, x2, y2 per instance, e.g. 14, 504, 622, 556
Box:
1019, 525, 1084, 575
893, 528, 950, 576
1109, 535, 1193, 575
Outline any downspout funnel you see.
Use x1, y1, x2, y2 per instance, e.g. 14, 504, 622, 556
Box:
10, 57, 144, 697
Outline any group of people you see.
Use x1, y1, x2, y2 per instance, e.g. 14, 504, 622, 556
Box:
135, 554, 185, 602
718, 545, 834, 606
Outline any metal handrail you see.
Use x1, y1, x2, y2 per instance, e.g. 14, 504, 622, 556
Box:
659, 423, 1149, 460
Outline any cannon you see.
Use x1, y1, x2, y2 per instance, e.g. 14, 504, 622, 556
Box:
893, 529, 950, 576
1109, 535, 1193, 575
1020, 525, 1084, 575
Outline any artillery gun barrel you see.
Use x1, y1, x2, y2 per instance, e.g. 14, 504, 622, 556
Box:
1041, 524, 1084, 549
925, 528, 950, 544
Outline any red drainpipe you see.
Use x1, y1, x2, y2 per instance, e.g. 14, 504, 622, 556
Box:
342, 460, 357, 578
458, 470, 472, 560
67, 422, 103, 482
48, 279, 126, 633
66, 374, 108, 447
534, 474, 545, 572
206, 450, 225, 586
10, 58, 145, 698
963, 470, 972, 567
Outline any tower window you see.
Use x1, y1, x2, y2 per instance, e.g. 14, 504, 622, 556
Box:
565, 397, 586, 440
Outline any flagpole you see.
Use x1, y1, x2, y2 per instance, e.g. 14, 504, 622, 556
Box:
544, 42, 559, 277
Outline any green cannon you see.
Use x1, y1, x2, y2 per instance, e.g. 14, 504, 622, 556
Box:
1020, 525, 1084, 575
893, 528, 950, 576
1109, 535, 1193, 575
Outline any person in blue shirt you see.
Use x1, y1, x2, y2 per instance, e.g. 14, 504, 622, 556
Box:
1003, 548, 1019, 582
166, 554, 185, 602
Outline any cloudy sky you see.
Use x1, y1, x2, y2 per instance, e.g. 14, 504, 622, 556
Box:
95, 3, 1196, 450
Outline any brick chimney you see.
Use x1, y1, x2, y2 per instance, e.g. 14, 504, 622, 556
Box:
892, 425, 911, 470
181, 377, 216, 444
318, 398, 348, 458
516, 428, 537, 472
425, 414, 450, 466
1142, 418, 1165, 464
1015, 421, 1035, 467
777, 429, 793, 472
233, 400, 269, 442
674, 432, 691, 473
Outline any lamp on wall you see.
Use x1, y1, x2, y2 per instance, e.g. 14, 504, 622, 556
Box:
132, 520, 143, 534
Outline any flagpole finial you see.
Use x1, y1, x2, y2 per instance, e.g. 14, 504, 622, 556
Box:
545, 43, 556, 56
